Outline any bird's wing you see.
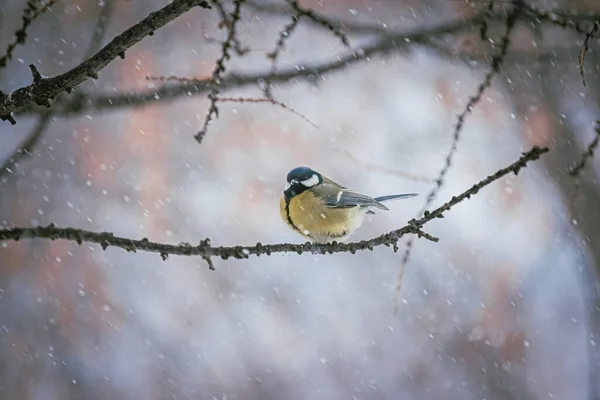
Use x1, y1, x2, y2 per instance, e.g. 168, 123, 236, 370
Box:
314, 184, 389, 210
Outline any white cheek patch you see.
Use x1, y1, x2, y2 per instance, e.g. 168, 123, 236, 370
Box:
301, 174, 320, 187
284, 182, 291, 191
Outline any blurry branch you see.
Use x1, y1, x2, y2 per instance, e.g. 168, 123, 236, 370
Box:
0, 146, 548, 269
333, 148, 436, 183
0, 0, 211, 124
0, 110, 52, 180
16, 2, 600, 121
194, 0, 352, 141
0, 0, 117, 183
246, 0, 507, 37
286, 0, 349, 47
195, 0, 245, 144
520, 2, 590, 35
264, 12, 302, 98
202, 31, 250, 56
569, 120, 600, 178
0, 0, 60, 71
431, 42, 581, 65
146, 75, 209, 84
246, 0, 387, 35
17, 13, 490, 118
81, 0, 118, 61
479, 0, 495, 41
396, 3, 520, 292
210, 0, 249, 56
216, 97, 318, 128
578, 21, 600, 87
568, 120, 600, 216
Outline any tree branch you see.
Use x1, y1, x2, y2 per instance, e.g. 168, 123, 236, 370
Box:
16, 13, 490, 118
0, 146, 548, 268
0, 0, 211, 124
17, 2, 597, 121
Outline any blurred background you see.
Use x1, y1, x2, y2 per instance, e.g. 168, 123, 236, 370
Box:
1, 0, 600, 399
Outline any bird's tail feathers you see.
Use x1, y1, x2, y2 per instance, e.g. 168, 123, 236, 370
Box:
374, 193, 418, 203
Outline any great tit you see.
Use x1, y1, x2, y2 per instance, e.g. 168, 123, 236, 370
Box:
279, 166, 418, 243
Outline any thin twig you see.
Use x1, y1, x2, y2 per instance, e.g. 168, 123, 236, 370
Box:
216, 96, 318, 128
210, 0, 249, 55
195, 0, 245, 144
286, 0, 349, 47
568, 120, 600, 218
0, 146, 548, 270
264, 12, 302, 98
579, 21, 600, 87
569, 120, 600, 178
479, 0, 495, 41
0, 0, 61, 71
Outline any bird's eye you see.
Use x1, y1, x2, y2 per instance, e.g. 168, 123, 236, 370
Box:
300, 174, 319, 187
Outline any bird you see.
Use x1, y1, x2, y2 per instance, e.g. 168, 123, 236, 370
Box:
279, 166, 418, 243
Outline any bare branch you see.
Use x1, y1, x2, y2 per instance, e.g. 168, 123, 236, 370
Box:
0, 0, 211, 124
0, 146, 548, 269
0, 0, 61, 71
569, 120, 600, 178
195, 0, 245, 144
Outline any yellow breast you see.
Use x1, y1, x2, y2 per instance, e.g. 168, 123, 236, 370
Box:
279, 191, 364, 243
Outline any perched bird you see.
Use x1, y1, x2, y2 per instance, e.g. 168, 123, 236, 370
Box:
279, 166, 418, 243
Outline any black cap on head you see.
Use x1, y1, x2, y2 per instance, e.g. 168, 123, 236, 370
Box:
284, 166, 323, 200
287, 166, 316, 183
